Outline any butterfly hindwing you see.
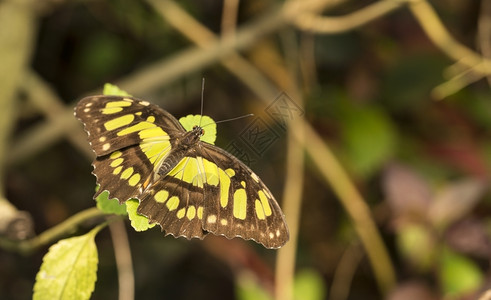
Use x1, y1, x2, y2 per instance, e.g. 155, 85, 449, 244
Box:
197, 144, 289, 249
137, 177, 207, 240
92, 146, 156, 203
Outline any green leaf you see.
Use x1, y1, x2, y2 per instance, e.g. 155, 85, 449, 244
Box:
126, 199, 156, 231
439, 247, 483, 297
340, 106, 396, 177
102, 83, 132, 97
33, 225, 103, 300
95, 190, 127, 216
293, 269, 326, 300
179, 114, 217, 145
236, 273, 272, 300
397, 224, 435, 271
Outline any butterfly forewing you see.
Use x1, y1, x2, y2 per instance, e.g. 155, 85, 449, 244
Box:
75, 95, 289, 249
75, 95, 183, 156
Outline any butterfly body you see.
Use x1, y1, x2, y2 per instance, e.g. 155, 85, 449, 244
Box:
157, 126, 203, 177
75, 95, 289, 249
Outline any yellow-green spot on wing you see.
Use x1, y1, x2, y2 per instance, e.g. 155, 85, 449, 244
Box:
138, 127, 172, 167
109, 151, 122, 159
110, 158, 123, 168
202, 158, 219, 186
179, 114, 217, 144
233, 189, 247, 220
139, 127, 167, 139
140, 140, 171, 165
117, 120, 156, 136
182, 158, 200, 185
104, 114, 135, 131
120, 167, 134, 180
154, 190, 169, 203
126, 199, 156, 231
255, 199, 266, 220
258, 190, 272, 217
33, 225, 102, 300
177, 208, 186, 219
197, 206, 203, 220
128, 173, 141, 186
105, 100, 132, 108
113, 166, 123, 175
225, 168, 235, 177
218, 168, 231, 208
166, 196, 179, 211
101, 107, 123, 114
186, 206, 196, 220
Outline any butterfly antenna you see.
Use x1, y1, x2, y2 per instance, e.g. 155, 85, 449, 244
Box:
202, 113, 254, 128
199, 78, 205, 127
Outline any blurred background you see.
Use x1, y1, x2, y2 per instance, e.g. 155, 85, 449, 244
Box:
0, 0, 490, 299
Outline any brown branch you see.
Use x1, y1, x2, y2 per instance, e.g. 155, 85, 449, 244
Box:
0, 0, 38, 240
0, 207, 106, 255
293, 0, 406, 33
108, 220, 135, 300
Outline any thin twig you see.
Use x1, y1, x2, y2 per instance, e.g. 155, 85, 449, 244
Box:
329, 243, 364, 300
108, 220, 135, 300
408, 0, 491, 98
22, 71, 93, 160
296, 122, 397, 293
478, 0, 491, 86
221, 0, 239, 37
0, 207, 106, 255
0, 0, 38, 241
293, 0, 406, 33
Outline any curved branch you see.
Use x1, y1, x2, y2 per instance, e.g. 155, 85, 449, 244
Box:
0, 207, 107, 255
408, 0, 491, 98
293, 0, 406, 33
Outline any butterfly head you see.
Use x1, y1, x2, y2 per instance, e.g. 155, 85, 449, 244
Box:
192, 125, 205, 137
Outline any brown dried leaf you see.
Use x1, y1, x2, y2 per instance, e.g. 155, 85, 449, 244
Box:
382, 163, 432, 219
387, 281, 437, 300
429, 179, 487, 230
445, 218, 491, 258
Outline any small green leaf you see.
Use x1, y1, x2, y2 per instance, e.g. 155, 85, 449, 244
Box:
102, 83, 132, 97
439, 247, 483, 297
33, 225, 103, 300
95, 190, 127, 216
293, 269, 326, 300
397, 224, 435, 271
340, 106, 396, 177
126, 199, 156, 231
236, 273, 272, 300
179, 114, 217, 145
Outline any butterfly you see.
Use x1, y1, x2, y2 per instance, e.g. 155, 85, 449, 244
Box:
75, 95, 289, 249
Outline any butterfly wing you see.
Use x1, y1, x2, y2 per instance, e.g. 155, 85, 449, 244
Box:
136, 139, 289, 249
75, 95, 183, 202
75, 95, 184, 156
137, 162, 207, 240
197, 143, 289, 249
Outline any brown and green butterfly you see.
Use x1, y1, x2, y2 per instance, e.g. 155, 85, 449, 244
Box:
75, 95, 289, 249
